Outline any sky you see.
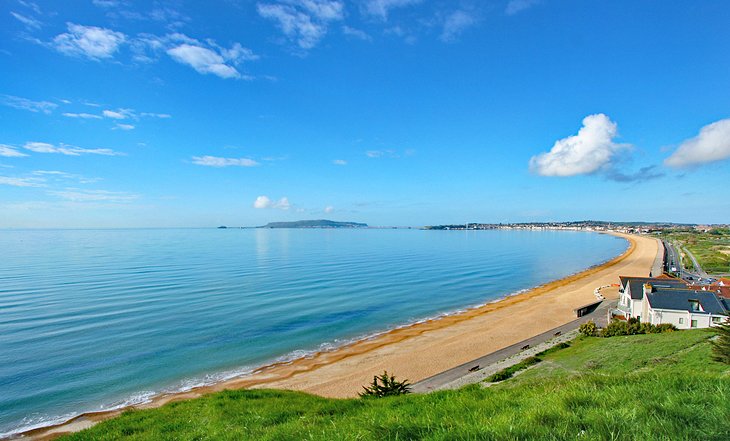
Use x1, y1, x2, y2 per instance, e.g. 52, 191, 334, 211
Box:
1, 0, 729, 228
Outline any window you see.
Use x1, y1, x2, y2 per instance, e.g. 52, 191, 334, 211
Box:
691, 320, 698, 328
712, 317, 723, 324
678, 318, 684, 324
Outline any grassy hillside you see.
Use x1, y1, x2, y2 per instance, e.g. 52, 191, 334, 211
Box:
64, 330, 729, 441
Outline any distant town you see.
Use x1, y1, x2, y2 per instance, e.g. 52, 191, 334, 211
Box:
423, 221, 729, 234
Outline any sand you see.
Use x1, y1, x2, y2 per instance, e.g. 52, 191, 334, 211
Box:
21, 232, 657, 440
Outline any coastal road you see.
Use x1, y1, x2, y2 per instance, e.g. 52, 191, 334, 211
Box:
664, 240, 707, 281
411, 300, 617, 393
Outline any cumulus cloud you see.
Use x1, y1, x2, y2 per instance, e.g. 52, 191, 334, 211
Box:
2, 95, 57, 114
363, 0, 422, 20
23, 141, 123, 156
441, 10, 476, 42
253, 195, 291, 210
192, 156, 260, 167
168, 44, 239, 79
114, 123, 135, 130
664, 118, 730, 168
529, 114, 626, 177
53, 23, 126, 59
257, 0, 345, 50
505, 0, 541, 15
0, 144, 29, 157
332, 159, 347, 165
134, 34, 258, 79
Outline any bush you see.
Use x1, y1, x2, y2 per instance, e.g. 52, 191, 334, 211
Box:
600, 320, 630, 337
600, 319, 676, 337
360, 371, 411, 398
579, 321, 599, 337
711, 320, 730, 364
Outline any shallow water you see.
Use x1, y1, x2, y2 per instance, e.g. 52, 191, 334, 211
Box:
0, 228, 626, 435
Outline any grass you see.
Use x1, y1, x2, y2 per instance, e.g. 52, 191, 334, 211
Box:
655, 228, 730, 275
486, 341, 571, 382
63, 330, 729, 441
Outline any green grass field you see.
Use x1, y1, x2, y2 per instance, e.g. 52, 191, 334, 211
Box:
655, 228, 730, 275
62, 330, 729, 441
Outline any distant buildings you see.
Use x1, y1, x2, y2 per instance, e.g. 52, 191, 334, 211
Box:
616, 276, 729, 329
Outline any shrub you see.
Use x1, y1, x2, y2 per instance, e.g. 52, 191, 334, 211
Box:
654, 323, 676, 333
711, 320, 730, 364
579, 321, 599, 337
601, 320, 630, 337
360, 371, 411, 398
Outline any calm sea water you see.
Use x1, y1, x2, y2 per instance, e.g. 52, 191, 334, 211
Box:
0, 228, 627, 435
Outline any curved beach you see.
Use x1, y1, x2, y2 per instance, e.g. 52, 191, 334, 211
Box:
24, 232, 656, 440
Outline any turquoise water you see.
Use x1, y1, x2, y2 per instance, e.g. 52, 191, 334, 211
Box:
0, 229, 627, 435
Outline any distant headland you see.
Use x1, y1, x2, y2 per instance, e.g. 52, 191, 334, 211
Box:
260, 220, 368, 229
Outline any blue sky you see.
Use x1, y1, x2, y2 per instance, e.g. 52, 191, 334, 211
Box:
1, 0, 729, 228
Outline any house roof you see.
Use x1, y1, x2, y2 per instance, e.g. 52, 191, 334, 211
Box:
647, 287, 730, 315
619, 276, 687, 300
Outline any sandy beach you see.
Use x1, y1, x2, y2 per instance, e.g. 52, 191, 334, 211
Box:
23, 232, 657, 440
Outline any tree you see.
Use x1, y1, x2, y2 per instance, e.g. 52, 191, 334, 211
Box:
360, 371, 411, 398
711, 319, 730, 364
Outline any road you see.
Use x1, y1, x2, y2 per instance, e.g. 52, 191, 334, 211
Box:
411, 300, 616, 393
663, 240, 708, 282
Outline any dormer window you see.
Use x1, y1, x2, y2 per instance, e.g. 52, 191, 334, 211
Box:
688, 300, 702, 312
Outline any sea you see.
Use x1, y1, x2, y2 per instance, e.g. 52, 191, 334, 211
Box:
0, 228, 627, 436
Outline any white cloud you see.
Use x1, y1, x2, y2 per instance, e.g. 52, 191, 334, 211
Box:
342, 26, 371, 41
366, 149, 413, 158
53, 23, 126, 59
0, 144, 28, 157
363, 0, 422, 20
103, 108, 134, 119
33, 170, 101, 184
257, 1, 344, 50
49, 188, 138, 202
324, 205, 334, 213
11, 11, 42, 29
253, 195, 291, 210
192, 156, 260, 167
0, 176, 46, 187
92, 0, 120, 7
114, 123, 135, 130
63, 112, 102, 119
140, 112, 171, 118
665, 118, 730, 168
506, 0, 541, 15
529, 114, 626, 177
163, 36, 257, 79
167, 44, 239, 79
441, 10, 476, 42
332, 159, 347, 165
18, 1, 42, 15
2, 95, 57, 114
23, 141, 124, 156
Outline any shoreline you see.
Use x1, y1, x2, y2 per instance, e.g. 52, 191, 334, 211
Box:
16, 232, 654, 440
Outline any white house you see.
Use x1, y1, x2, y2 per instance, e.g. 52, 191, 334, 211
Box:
617, 276, 686, 320
617, 276, 729, 329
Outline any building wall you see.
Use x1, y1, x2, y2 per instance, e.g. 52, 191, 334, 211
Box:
648, 308, 724, 329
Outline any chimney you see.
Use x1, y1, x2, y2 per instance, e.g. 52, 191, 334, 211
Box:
643, 283, 652, 297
